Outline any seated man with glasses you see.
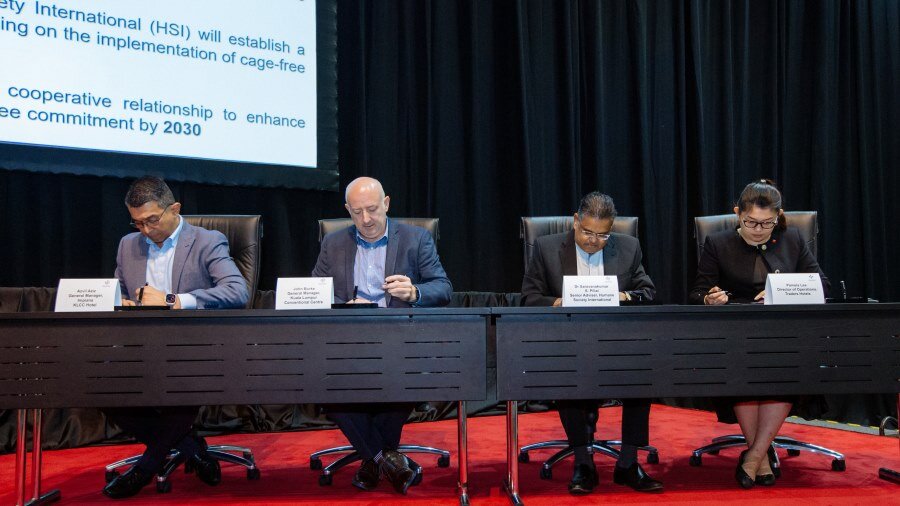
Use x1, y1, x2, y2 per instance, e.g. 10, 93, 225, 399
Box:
101, 176, 248, 499
520, 192, 662, 495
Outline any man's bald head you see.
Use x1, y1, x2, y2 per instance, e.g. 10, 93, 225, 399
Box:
344, 177, 390, 242
345, 177, 385, 203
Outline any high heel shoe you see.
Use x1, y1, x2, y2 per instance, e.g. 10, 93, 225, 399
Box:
735, 450, 755, 489
755, 472, 776, 486
755, 448, 777, 486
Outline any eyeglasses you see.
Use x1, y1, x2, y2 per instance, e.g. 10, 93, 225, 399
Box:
741, 218, 777, 230
577, 227, 611, 241
130, 204, 171, 229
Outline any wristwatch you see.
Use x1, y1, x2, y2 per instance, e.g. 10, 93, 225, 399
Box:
165, 293, 177, 308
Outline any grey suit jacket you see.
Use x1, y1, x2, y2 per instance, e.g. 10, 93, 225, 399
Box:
311, 220, 452, 308
521, 230, 656, 306
115, 220, 249, 309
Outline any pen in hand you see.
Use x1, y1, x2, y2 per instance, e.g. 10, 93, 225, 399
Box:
137, 283, 147, 306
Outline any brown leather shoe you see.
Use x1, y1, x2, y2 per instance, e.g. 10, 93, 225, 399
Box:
352, 459, 380, 491
379, 450, 416, 494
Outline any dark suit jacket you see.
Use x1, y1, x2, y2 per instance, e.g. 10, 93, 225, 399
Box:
521, 231, 656, 306
311, 220, 452, 307
115, 221, 249, 309
688, 226, 830, 304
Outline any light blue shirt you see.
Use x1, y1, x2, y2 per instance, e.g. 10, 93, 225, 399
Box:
353, 224, 388, 307
144, 216, 197, 309
575, 243, 604, 276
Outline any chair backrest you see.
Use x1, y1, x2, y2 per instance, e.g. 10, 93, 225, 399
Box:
693, 211, 818, 260
519, 216, 639, 269
183, 215, 263, 309
317, 218, 440, 243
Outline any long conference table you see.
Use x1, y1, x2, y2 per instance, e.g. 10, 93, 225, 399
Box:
494, 304, 900, 504
0, 308, 488, 506
2, 304, 898, 505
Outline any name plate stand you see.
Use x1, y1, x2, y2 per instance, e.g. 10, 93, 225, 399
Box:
764, 273, 825, 305
54, 279, 121, 312
275, 277, 333, 310
562, 275, 619, 307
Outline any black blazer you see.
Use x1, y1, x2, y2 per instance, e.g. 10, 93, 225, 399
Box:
689, 227, 830, 304
521, 231, 656, 306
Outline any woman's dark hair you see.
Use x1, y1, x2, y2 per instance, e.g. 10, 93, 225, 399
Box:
736, 178, 786, 230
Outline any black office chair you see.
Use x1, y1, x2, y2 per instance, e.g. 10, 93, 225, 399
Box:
104, 215, 264, 492
517, 216, 659, 479
688, 211, 846, 472
310, 217, 451, 486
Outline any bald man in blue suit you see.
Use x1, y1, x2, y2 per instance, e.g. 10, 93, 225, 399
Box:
312, 177, 452, 494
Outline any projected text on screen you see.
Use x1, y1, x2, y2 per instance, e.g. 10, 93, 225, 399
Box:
0, 0, 318, 168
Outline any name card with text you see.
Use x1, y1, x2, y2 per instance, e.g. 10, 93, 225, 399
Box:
55, 279, 122, 312
764, 273, 825, 305
276, 277, 333, 310
562, 275, 620, 307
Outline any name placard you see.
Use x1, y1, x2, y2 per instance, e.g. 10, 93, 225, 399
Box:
562, 275, 620, 307
55, 279, 122, 312
275, 277, 333, 310
764, 273, 825, 305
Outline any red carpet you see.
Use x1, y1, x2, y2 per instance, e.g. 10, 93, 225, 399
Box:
2, 405, 898, 505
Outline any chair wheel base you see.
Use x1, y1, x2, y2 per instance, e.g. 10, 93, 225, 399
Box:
832, 459, 846, 471
310, 458, 323, 470
247, 467, 261, 480
689, 455, 702, 467
518, 452, 530, 463
539, 467, 552, 480
412, 470, 423, 486
318, 474, 333, 486
438, 455, 451, 467
647, 452, 659, 464
156, 480, 171, 494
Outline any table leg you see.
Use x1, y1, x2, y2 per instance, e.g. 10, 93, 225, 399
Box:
878, 393, 900, 484
16, 409, 28, 506
26, 409, 61, 505
457, 401, 470, 506
503, 401, 524, 505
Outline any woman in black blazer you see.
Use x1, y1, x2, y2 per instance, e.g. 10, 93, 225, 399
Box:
689, 180, 829, 489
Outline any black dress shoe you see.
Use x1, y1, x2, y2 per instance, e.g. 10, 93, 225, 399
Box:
568, 463, 599, 495
755, 472, 776, 486
735, 450, 755, 489
613, 462, 663, 492
379, 450, 416, 495
352, 459, 380, 491
189, 452, 221, 486
102, 466, 154, 499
